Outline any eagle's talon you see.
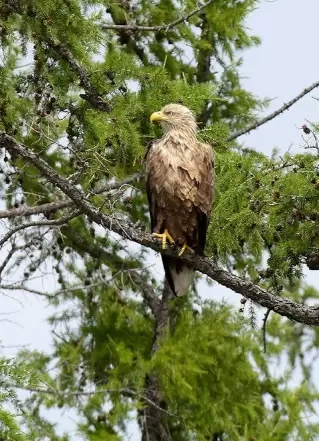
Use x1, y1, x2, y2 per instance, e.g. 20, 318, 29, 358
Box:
152, 229, 175, 250
178, 243, 195, 257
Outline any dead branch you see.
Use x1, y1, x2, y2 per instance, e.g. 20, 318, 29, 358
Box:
0, 284, 54, 298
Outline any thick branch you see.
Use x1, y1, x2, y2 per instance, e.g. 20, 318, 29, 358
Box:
101, 0, 215, 32
141, 281, 174, 441
2, 133, 319, 326
228, 79, 319, 141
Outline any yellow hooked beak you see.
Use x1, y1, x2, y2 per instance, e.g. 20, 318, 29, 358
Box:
150, 111, 166, 122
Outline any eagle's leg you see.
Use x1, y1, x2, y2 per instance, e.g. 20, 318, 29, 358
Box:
152, 229, 175, 249
178, 243, 195, 257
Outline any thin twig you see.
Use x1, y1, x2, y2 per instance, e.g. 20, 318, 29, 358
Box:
0, 245, 16, 281
228, 80, 319, 141
262, 308, 271, 353
100, 0, 215, 32
0, 284, 55, 298
9, 385, 176, 417
0, 210, 81, 248
127, 270, 160, 316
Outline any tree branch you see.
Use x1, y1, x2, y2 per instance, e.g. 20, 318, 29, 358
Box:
100, 0, 215, 32
0, 210, 81, 248
2, 133, 319, 326
228, 79, 319, 141
0, 245, 17, 281
0, 284, 54, 298
128, 270, 161, 316
0, 173, 141, 220
46, 37, 111, 112
0, 278, 133, 299
141, 281, 175, 441
9, 384, 175, 417
0, 200, 72, 220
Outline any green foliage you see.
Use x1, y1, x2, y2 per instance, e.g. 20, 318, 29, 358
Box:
0, 355, 43, 441
209, 148, 319, 291
0, 0, 318, 440
152, 303, 319, 441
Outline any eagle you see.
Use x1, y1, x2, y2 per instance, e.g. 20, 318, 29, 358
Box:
145, 103, 214, 296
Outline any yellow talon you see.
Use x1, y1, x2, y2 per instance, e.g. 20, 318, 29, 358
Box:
152, 229, 175, 250
178, 243, 195, 257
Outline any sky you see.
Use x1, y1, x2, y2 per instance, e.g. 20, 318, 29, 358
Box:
1, 0, 319, 438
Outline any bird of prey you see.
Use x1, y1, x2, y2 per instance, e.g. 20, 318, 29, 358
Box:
145, 103, 214, 296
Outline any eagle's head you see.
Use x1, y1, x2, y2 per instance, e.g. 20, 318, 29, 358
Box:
150, 103, 197, 134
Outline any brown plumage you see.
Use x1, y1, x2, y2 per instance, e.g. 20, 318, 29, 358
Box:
145, 103, 214, 296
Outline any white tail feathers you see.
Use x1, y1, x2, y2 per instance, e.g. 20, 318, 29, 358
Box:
170, 264, 194, 297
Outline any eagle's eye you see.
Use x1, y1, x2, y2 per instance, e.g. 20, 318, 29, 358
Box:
166, 111, 173, 116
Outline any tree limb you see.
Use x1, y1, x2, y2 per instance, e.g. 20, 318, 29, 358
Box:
0, 284, 54, 298
0, 245, 17, 281
0, 173, 141, 220
228, 79, 319, 141
105, 0, 148, 64
141, 281, 175, 441
46, 37, 111, 112
128, 270, 161, 316
9, 384, 175, 417
100, 0, 215, 32
0, 210, 81, 248
262, 308, 271, 353
2, 133, 319, 326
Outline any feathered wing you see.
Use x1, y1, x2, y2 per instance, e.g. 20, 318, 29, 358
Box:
145, 140, 158, 232
145, 139, 214, 296
193, 142, 214, 254
168, 141, 213, 297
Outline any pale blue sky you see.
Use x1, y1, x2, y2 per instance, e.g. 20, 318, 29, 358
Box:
1, 0, 319, 438
241, 0, 319, 155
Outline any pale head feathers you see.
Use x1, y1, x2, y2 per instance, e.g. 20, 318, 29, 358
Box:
150, 103, 197, 135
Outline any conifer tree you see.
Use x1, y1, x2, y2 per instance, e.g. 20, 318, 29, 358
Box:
0, 0, 319, 440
